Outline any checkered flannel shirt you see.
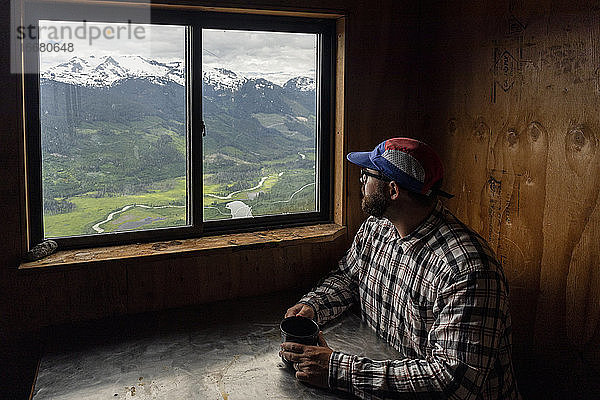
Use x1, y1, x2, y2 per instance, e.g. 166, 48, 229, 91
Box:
298, 201, 520, 399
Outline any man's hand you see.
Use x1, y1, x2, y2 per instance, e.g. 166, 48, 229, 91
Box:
284, 303, 315, 319
279, 331, 333, 389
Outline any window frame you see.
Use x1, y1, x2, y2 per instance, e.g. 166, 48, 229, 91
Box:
23, 2, 336, 250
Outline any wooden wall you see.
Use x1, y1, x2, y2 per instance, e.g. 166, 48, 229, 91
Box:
419, 0, 600, 396
0, 0, 420, 334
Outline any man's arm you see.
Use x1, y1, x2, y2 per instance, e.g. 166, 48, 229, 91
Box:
292, 221, 368, 325
328, 270, 510, 400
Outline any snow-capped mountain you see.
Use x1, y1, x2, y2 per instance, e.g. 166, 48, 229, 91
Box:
41, 55, 185, 87
203, 68, 247, 92
283, 76, 316, 92
41, 55, 315, 92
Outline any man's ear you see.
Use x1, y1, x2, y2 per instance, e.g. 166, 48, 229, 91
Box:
388, 181, 401, 200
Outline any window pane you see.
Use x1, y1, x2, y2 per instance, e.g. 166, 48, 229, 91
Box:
39, 21, 187, 238
202, 29, 318, 221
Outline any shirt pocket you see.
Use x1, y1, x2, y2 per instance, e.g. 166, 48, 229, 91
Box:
401, 292, 436, 356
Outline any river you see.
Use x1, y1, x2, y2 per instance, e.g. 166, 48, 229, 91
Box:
92, 204, 185, 233
92, 172, 313, 230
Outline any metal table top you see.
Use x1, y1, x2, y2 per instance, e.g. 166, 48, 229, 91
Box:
32, 292, 401, 400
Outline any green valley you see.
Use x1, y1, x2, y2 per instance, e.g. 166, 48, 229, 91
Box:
40, 72, 318, 238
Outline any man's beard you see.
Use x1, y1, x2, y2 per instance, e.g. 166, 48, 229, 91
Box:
361, 186, 389, 219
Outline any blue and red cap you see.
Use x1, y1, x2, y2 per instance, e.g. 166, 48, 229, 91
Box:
347, 137, 454, 198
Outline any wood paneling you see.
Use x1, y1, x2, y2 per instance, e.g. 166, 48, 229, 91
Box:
4, 238, 348, 332
420, 0, 600, 396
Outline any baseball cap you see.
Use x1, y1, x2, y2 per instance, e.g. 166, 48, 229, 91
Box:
347, 137, 454, 198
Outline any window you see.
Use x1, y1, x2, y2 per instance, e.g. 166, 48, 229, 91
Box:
22, 2, 335, 248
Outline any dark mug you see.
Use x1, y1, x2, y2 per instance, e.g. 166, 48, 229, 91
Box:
280, 316, 320, 369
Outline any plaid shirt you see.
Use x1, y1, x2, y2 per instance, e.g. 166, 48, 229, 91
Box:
299, 201, 520, 399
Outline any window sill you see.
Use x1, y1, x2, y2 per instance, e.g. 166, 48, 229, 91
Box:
18, 224, 346, 270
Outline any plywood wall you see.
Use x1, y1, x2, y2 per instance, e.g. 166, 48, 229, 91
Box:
5, 241, 348, 330
419, 0, 600, 396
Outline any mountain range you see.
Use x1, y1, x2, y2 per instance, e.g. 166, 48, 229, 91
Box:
42, 55, 316, 91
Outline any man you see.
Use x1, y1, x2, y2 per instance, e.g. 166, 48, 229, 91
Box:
280, 138, 520, 399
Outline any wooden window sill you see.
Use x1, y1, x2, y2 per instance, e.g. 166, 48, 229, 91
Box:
18, 224, 346, 270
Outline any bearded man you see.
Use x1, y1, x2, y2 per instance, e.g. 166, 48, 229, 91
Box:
280, 137, 520, 399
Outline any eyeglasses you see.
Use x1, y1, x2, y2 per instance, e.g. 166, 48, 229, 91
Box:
360, 168, 391, 185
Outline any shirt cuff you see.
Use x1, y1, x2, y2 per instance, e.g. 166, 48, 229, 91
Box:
297, 298, 320, 323
328, 351, 354, 393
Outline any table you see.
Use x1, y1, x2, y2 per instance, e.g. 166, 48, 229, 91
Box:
31, 292, 401, 399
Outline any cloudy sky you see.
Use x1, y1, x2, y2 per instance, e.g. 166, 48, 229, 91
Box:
203, 29, 316, 84
39, 21, 316, 85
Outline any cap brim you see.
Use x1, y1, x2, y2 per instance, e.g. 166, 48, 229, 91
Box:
347, 151, 377, 170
